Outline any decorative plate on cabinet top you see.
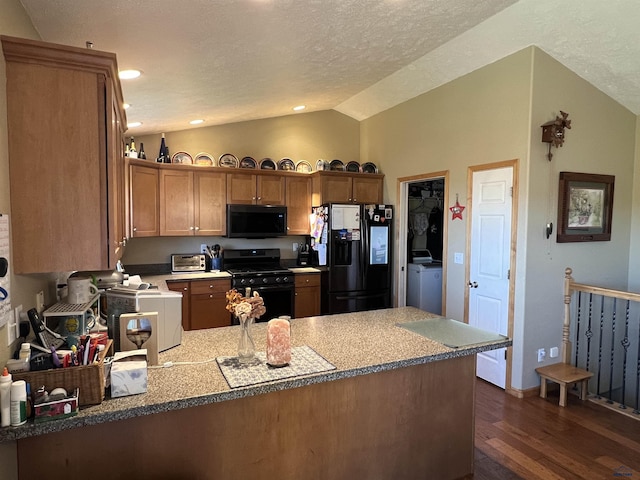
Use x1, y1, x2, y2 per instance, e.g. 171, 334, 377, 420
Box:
259, 158, 277, 170
240, 156, 257, 168
278, 158, 296, 171
329, 159, 345, 171
296, 160, 313, 173
361, 162, 378, 174
172, 152, 193, 164
345, 161, 361, 173
194, 152, 214, 166
218, 153, 239, 168
316, 159, 328, 171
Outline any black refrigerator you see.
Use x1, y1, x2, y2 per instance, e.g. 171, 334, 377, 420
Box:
318, 203, 393, 314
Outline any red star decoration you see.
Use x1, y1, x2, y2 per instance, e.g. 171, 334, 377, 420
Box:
450, 200, 465, 220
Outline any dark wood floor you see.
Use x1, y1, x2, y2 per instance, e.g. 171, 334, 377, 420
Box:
474, 379, 640, 479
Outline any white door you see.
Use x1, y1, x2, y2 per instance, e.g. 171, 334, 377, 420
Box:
469, 167, 512, 388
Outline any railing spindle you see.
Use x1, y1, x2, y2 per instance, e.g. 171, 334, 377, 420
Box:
607, 300, 617, 404
619, 300, 630, 410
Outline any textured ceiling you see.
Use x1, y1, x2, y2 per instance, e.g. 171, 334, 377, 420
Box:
18, 0, 640, 136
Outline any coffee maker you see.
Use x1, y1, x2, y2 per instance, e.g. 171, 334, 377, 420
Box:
296, 237, 318, 266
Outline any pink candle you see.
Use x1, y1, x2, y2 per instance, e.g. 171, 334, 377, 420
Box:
266, 318, 291, 367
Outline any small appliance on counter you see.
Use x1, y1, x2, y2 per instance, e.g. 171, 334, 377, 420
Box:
171, 253, 206, 273
105, 287, 182, 353
296, 238, 319, 266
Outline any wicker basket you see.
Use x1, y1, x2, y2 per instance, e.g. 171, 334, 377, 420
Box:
13, 340, 112, 406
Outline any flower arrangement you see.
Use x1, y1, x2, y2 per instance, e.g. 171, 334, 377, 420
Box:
225, 288, 266, 321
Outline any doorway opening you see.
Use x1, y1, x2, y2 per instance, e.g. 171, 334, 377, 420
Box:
397, 173, 448, 317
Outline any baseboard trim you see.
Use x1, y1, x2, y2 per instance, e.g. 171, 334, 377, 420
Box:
506, 385, 541, 398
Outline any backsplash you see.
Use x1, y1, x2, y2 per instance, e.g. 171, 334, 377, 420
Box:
121, 236, 305, 269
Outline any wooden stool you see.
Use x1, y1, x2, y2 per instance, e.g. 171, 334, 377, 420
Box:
536, 363, 593, 407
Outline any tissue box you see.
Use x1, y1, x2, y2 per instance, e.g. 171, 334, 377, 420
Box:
110, 349, 148, 398
34, 388, 79, 423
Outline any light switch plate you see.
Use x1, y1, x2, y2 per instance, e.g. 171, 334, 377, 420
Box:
454, 253, 463, 264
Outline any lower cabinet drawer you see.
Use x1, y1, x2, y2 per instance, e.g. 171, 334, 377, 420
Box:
190, 279, 230, 295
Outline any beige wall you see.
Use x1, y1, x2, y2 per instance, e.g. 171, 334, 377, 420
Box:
519, 48, 636, 389
135, 109, 359, 166
360, 46, 637, 392
361, 48, 533, 325
0, 0, 42, 475
629, 117, 640, 290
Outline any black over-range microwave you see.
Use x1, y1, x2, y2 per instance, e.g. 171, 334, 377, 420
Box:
226, 204, 287, 238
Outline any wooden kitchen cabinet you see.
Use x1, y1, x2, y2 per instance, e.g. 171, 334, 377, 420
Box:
312, 171, 384, 205
226, 171, 285, 205
189, 278, 231, 330
294, 273, 321, 318
130, 164, 159, 237
286, 176, 312, 234
166, 281, 191, 331
2, 35, 127, 273
160, 169, 226, 236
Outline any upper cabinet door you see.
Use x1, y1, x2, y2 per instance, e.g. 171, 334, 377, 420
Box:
226, 172, 257, 204
257, 175, 286, 205
352, 176, 383, 204
194, 171, 226, 236
2, 35, 126, 273
160, 169, 195, 236
286, 176, 312, 234
130, 165, 159, 237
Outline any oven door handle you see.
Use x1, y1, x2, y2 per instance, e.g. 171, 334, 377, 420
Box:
249, 284, 294, 292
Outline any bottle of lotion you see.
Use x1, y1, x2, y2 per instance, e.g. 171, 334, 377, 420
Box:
0, 368, 12, 427
10, 380, 27, 426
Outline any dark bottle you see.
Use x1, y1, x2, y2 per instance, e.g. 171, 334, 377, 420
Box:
156, 133, 167, 163
164, 145, 171, 163
139, 142, 146, 159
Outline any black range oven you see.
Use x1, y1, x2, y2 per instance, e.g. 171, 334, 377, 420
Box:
224, 248, 294, 323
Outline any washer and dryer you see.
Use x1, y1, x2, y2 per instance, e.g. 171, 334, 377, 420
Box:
406, 250, 442, 315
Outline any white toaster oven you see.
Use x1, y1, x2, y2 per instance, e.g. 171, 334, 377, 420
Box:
171, 253, 206, 273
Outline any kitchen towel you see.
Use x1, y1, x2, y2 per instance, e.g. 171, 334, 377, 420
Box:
216, 345, 336, 388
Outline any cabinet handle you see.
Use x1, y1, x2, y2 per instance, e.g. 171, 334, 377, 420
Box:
190, 226, 195, 231
133, 227, 137, 232
257, 196, 262, 201
252, 196, 256, 200
183, 287, 188, 291
195, 226, 200, 231
209, 294, 213, 298
353, 198, 357, 202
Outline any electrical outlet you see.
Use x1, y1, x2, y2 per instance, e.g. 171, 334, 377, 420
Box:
36, 291, 45, 313
454, 252, 463, 264
537, 348, 546, 363
293, 243, 298, 252
549, 347, 559, 358
200, 244, 208, 254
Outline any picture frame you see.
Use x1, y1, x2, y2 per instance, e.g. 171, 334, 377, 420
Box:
557, 172, 615, 243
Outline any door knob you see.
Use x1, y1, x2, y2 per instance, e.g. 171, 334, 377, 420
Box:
468, 281, 478, 288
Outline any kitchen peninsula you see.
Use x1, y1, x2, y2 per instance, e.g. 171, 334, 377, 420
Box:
4, 307, 510, 479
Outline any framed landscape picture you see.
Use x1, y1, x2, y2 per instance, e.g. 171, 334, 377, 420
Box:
557, 172, 615, 243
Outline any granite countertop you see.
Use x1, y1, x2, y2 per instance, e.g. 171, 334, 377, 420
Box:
0, 307, 511, 443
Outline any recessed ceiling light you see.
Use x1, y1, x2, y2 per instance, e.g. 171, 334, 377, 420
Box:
119, 69, 141, 80
127, 121, 142, 128
293, 105, 306, 111
123, 103, 131, 110
190, 119, 204, 125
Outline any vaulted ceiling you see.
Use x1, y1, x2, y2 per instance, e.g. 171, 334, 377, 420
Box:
19, 0, 640, 135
